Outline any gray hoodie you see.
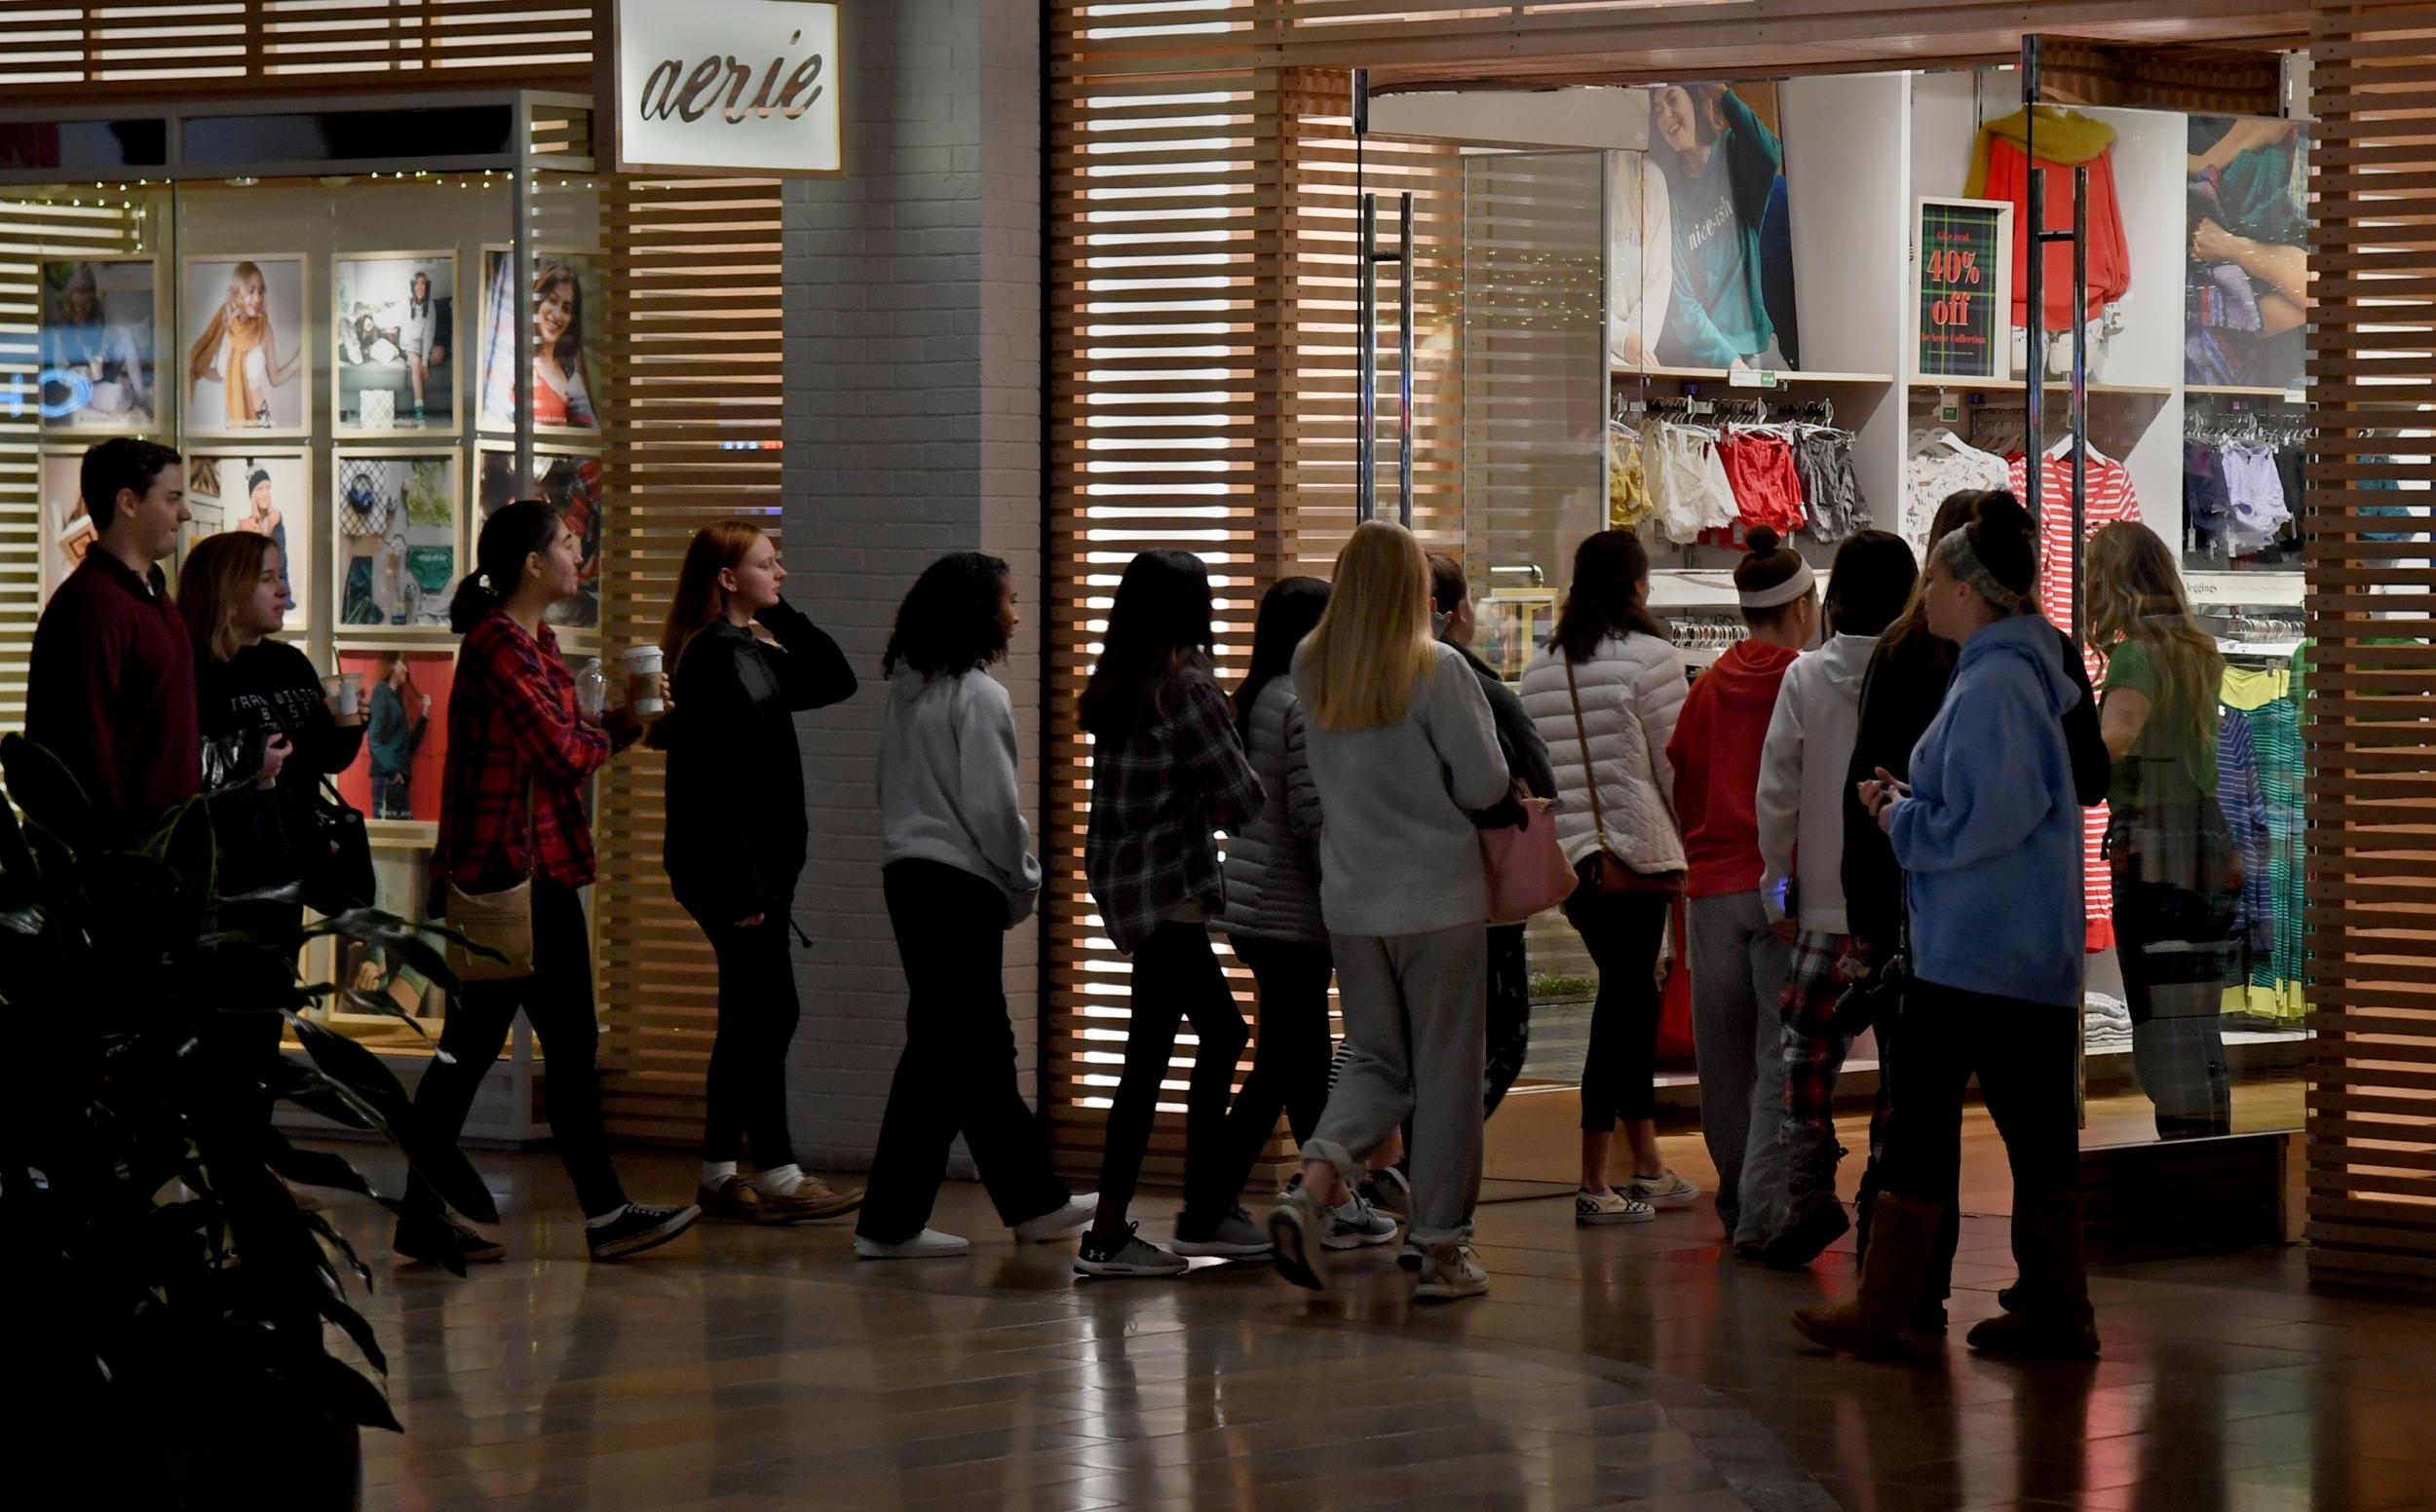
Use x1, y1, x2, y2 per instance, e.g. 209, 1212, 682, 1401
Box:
1756, 631, 1876, 935
878, 665, 1043, 926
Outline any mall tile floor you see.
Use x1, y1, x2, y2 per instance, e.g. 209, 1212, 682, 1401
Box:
329, 1140, 2436, 1512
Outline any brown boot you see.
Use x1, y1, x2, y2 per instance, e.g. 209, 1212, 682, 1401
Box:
1790, 1191, 1942, 1360
756, 1174, 864, 1225
1966, 1193, 2099, 1359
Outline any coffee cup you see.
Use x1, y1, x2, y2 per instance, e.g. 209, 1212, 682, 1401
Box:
323, 672, 366, 726
624, 644, 666, 717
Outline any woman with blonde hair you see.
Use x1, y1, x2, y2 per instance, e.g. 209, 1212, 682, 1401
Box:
2086, 522, 2238, 1140
1269, 520, 1508, 1302
188, 261, 301, 429
654, 519, 860, 1223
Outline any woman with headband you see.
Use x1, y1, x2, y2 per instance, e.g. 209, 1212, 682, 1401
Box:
1664, 525, 1815, 1255
1796, 490, 2099, 1362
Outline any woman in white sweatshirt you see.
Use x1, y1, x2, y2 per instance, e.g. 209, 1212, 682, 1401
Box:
1752, 530, 1917, 1268
855, 552, 1095, 1260
1269, 521, 1509, 1303
1519, 530, 1700, 1225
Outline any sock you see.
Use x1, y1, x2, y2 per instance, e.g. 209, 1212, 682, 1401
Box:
585, 1204, 629, 1229
701, 1160, 739, 1188
757, 1163, 805, 1197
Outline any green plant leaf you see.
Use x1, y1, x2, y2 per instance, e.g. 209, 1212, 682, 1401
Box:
309, 1353, 401, 1433
302, 909, 471, 990
0, 733, 99, 854
316, 1293, 389, 1377
262, 1135, 375, 1199
288, 1017, 498, 1223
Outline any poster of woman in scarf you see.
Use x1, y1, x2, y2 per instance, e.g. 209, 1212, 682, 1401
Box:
1645, 82, 1801, 372
2188, 117, 2309, 391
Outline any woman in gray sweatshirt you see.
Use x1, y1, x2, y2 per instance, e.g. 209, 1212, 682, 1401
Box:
1269, 521, 1509, 1303
855, 552, 1094, 1260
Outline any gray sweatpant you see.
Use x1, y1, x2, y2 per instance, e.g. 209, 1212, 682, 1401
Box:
1303, 924, 1488, 1246
1688, 890, 1793, 1247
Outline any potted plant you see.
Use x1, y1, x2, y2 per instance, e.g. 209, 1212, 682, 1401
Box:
0, 735, 498, 1506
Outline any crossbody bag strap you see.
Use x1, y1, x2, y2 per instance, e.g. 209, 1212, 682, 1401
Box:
1563, 655, 1616, 858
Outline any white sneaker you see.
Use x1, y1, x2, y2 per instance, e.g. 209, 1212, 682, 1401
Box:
1011, 1193, 1096, 1244
1576, 1188, 1657, 1227
853, 1228, 969, 1260
1323, 1192, 1399, 1251
1415, 1241, 1489, 1302
1622, 1170, 1701, 1208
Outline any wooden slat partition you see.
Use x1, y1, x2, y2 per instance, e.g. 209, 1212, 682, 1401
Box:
2304, 0, 2436, 1292
594, 173, 787, 1144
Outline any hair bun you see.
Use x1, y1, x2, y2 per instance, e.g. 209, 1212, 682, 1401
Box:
1743, 525, 1781, 555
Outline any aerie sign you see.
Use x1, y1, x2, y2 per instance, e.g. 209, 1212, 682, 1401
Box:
617, 0, 842, 174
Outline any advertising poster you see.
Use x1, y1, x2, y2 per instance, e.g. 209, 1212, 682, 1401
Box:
479, 444, 607, 629
183, 255, 310, 435
477, 247, 603, 434
333, 650, 453, 828
39, 258, 159, 434
1630, 82, 1801, 373
2188, 116, 2308, 392
334, 452, 461, 632
334, 251, 458, 434
38, 450, 94, 605
185, 451, 312, 630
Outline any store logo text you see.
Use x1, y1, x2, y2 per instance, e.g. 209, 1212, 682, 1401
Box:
638, 31, 825, 126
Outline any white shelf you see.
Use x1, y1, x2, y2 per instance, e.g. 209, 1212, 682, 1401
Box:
2187, 571, 2306, 609
2189, 384, 2307, 399
1905, 376, 2175, 397
1615, 365, 1895, 386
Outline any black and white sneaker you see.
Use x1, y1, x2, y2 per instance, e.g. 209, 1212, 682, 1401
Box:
1075, 1223, 1188, 1277
1173, 1205, 1274, 1259
587, 1202, 701, 1262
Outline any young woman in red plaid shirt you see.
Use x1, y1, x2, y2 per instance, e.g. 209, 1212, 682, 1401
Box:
396, 501, 702, 1266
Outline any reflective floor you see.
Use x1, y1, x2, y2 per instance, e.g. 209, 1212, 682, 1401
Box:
331, 1138, 2436, 1512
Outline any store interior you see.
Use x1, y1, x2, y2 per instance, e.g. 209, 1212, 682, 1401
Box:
1373, 55, 2319, 1198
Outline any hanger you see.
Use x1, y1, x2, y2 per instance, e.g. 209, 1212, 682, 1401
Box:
1909, 427, 1976, 456
2043, 433, 2113, 466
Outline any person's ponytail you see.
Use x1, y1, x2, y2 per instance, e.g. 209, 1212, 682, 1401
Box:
451, 499, 560, 634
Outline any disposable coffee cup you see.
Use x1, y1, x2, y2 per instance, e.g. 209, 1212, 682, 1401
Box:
324, 672, 366, 726
624, 644, 666, 717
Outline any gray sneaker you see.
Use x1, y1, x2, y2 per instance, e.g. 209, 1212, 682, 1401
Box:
1414, 1241, 1489, 1302
1075, 1223, 1188, 1278
1173, 1205, 1273, 1259
1267, 1185, 1330, 1291
1323, 1192, 1399, 1251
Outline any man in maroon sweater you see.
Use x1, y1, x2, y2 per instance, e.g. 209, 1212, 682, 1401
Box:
27, 438, 199, 840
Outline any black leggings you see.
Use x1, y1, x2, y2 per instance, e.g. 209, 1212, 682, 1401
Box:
1876, 976, 2080, 1208
1483, 923, 1532, 1116
1564, 870, 1671, 1132
410, 879, 627, 1219
857, 861, 1069, 1243
1096, 919, 1248, 1226
691, 908, 801, 1169
1214, 937, 1333, 1194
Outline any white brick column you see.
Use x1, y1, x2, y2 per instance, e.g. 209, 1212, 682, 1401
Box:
780, 0, 1042, 1170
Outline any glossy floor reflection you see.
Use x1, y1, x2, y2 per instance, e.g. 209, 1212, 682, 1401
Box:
330, 1144, 2436, 1511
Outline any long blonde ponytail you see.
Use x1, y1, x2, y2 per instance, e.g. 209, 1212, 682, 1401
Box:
1301, 520, 1437, 733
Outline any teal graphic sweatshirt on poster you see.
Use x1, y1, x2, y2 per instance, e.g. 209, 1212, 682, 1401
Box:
1887, 612, 2087, 1009
1659, 90, 1779, 369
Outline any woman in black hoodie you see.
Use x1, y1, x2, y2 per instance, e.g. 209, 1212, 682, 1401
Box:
1839, 488, 2108, 1329
658, 520, 859, 1225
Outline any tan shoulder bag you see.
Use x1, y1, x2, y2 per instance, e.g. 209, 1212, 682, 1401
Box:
1565, 654, 1687, 897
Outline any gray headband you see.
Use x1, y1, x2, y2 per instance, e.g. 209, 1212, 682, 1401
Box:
1737, 558, 1815, 611
1935, 525, 2036, 616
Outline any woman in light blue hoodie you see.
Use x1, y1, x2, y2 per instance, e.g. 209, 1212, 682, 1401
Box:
1793, 492, 2098, 1363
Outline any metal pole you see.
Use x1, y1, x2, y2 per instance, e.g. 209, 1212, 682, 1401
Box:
1359, 191, 1378, 523
2070, 165, 2090, 650
513, 95, 535, 489
2022, 36, 2042, 536
1397, 191, 1415, 528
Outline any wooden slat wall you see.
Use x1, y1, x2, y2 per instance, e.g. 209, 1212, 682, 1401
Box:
594, 173, 786, 1144
2304, 0, 2436, 1291
0, 0, 592, 96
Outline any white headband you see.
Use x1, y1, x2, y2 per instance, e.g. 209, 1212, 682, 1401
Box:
1737, 558, 1815, 611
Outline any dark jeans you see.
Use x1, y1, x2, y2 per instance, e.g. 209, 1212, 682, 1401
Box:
1876, 976, 2080, 1210
409, 879, 627, 1218
1215, 936, 1333, 1198
1563, 867, 1671, 1132
857, 860, 1069, 1243
371, 770, 411, 820
1097, 917, 1248, 1226
1484, 923, 1531, 1116
690, 907, 800, 1168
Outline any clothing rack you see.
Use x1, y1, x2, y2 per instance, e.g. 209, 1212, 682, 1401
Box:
2187, 402, 2309, 451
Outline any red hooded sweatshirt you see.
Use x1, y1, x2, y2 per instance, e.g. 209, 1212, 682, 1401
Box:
1667, 639, 1799, 899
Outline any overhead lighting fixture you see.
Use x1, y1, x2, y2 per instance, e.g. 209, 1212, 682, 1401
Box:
226, 175, 259, 187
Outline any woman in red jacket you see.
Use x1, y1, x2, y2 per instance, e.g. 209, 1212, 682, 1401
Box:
1668, 526, 1814, 1254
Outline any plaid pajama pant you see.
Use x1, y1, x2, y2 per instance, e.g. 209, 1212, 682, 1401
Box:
1779, 928, 1861, 1212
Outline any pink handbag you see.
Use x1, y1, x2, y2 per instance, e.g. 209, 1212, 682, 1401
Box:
1480, 794, 1579, 926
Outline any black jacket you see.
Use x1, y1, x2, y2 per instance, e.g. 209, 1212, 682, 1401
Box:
196, 639, 367, 898
655, 599, 856, 924
1841, 624, 2107, 948
1451, 640, 1558, 826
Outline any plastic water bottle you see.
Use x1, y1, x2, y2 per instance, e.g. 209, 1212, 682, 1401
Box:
576, 657, 608, 722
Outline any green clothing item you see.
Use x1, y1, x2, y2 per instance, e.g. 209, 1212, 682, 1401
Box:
1656, 90, 1777, 368
2101, 638, 2217, 811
